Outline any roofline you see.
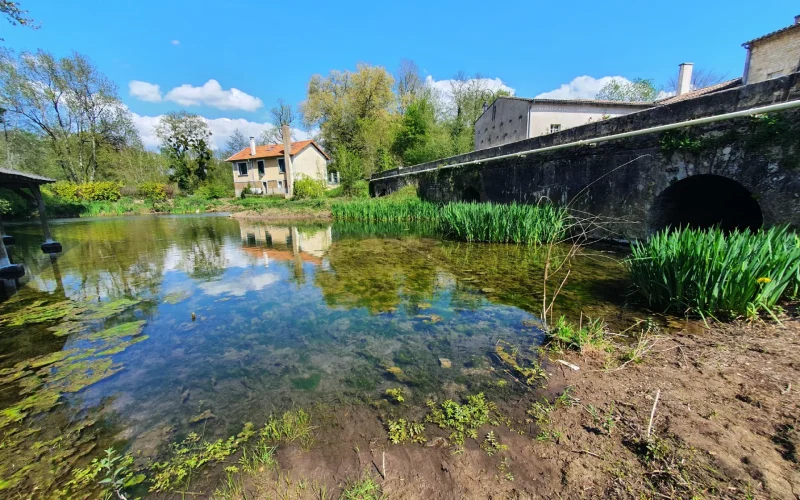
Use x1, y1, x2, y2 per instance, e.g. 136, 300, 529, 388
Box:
224, 140, 329, 162
742, 19, 800, 47
475, 95, 654, 123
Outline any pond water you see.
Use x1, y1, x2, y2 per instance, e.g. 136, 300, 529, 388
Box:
0, 215, 632, 494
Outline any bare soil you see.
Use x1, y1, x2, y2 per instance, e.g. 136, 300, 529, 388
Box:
213, 317, 800, 499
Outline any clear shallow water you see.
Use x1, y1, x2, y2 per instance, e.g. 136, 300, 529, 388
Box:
0, 215, 630, 493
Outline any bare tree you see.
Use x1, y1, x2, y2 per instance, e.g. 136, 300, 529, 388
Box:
261, 99, 296, 144
666, 68, 728, 93
395, 59, 425, 115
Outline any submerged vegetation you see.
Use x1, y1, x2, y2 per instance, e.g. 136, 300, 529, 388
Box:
628, 225, 800, 318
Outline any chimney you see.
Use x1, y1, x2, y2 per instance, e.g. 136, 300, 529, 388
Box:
249, 136, 256, 156
281, 125, 293, 198
676, 62, 694, 96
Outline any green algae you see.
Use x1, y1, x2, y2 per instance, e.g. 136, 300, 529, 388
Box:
0, 300, 85, 328
290, 372, 321, 390
85, 320, 146, 341
163, 291, 191, 305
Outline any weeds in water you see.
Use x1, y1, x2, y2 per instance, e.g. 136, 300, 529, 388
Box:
438, 201, 569, 245
68, 447, 145, 500
148, 423, 255, 492
260, 408, 315, 449
627, 226, 800, 319
426, 393, 496, 446
340, 473, 385, 500
547, 315, 609, 353
387, 419, 426, 444
385, 387, 405, 404
494, 341, 547, 385
480, 431, 509, 456
331, 198, 438, 222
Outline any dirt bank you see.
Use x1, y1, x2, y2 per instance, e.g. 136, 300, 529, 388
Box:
219, 317, 799, 499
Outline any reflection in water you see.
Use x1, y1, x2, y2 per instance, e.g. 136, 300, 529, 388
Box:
0, 215, 631, 495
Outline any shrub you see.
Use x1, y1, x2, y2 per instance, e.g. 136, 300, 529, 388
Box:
120, 185, 138, 197
195, 184, 231, 200
627, 226, 800, 319
50, 181, 122, 202
163, 184, 178, 199
0, 188, 31, 217
137, 182, 167, 201
293, 177, 326, 199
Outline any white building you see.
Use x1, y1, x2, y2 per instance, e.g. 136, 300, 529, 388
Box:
474, 96, 652, 150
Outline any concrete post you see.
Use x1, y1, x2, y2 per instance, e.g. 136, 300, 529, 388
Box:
282, 125, 293, 198
677, 63, 694, 96
0, 212, 24, 279
30, 184, 62, 254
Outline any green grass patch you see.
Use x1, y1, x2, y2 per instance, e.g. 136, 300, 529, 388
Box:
547, 316, 609, 353
628, 226, 800, 319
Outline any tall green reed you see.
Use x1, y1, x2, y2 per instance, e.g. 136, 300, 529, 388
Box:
627, 226, 800, 319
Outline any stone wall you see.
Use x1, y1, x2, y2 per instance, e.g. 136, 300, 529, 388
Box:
371, 73, 800, 240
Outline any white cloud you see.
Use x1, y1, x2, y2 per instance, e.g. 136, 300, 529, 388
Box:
129, 111, 312, 150
129, 80, 163, 102
425, 75, 515, 107
164, 79, 263, 111
199, 273, 280, 297
171, 40, 180, 46
535, 76, 631, 100
128, 79, 263, 112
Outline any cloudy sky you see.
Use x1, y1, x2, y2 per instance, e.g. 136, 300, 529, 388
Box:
3, 0, 794, 150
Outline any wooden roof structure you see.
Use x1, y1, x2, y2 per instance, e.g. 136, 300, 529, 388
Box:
0, 168, 56, 189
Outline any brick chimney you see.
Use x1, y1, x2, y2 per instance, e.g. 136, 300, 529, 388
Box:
249, 136, 256, 156
281, 125, 293, 197
676, 63, 694, 96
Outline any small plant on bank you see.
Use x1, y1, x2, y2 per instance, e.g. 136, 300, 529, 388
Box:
425, 393, 496, 446
547, 315, 609, 353
480, 431, 508, 456
260, 408, 315, 449
385, 387, 405, 403
627, 226, 800, 319
340, 473, 385, 500
68, 447, 145, 500
387, 418, 426, 444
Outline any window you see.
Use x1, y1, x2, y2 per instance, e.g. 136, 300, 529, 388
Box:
237, 162, 247, 175
278, 158, 286, 173
257, 160, 265, 176
550, 124, 561, 134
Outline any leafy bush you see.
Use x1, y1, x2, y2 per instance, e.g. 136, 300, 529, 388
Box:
137, 182, 167, 201
293, 177, 326, 199
120, 185, 138, 197
195, 184, 231, 200
627, 226, 800, 318
51, 181, 122, 202
163, 184, 177, 199
0, 188, 31, 217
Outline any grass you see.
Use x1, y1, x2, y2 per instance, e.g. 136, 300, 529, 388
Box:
340, 474, 384, 500
627, 225, 800, 319
331, 197, 570, 245
260, 408, 315, 449
547, 315, 609, 353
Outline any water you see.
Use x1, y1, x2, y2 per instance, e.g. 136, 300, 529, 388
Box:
0, 215, 631, 494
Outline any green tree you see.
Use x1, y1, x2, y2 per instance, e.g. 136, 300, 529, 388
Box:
223, 128, 249, 158
596, 78, 659, 102
333, 146, 365, 196
155, 111, 213, 192
0, 49, 135, 182
1, 1, 37, 40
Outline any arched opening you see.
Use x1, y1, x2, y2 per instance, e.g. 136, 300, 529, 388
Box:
379, 189, 387, 197
650, 174, 763, 233
462, 186, 481, 203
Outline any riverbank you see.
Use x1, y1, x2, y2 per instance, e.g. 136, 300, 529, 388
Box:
200, 315, 799, 499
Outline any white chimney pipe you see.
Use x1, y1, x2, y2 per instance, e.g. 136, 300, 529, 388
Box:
677, 63, 694, 96
249, 136, 256, 156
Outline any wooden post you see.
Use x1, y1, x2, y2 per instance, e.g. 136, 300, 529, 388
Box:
30, 183, 62, 254
0, 212, 24, 279
0, 211, 13, 246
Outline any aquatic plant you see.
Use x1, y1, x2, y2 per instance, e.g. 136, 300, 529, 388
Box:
68, 447, 145, 500
438, 201, 569, 245
385, 387, 405, 403
260, 408, 314, 449
425, 393, 496, 446
494, 341, 547, 385
547, 316, 609, 353
149, 423, 255, 492
627, 226, 800, 318
387, 419, 426, 444
331, 198, 439, 222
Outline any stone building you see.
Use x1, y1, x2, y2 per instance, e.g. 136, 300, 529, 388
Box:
474, 97, 651, 150
743, 15, 800, 84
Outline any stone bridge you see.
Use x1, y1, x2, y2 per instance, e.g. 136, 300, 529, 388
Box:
370, 74, 800, 240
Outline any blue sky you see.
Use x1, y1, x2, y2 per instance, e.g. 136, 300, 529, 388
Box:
2, 0, 797, 148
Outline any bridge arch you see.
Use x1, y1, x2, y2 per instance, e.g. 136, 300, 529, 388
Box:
649, 174, 763, 233
462, 186, 481, 203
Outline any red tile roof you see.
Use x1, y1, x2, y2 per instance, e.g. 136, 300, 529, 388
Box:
225, 140, 329, 162
655, 78, 742, 105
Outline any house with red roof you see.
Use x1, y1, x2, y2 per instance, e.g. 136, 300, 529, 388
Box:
226, 137, 329, 197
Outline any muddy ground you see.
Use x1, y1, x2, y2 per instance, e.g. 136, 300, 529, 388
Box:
174, 317, 799, 499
